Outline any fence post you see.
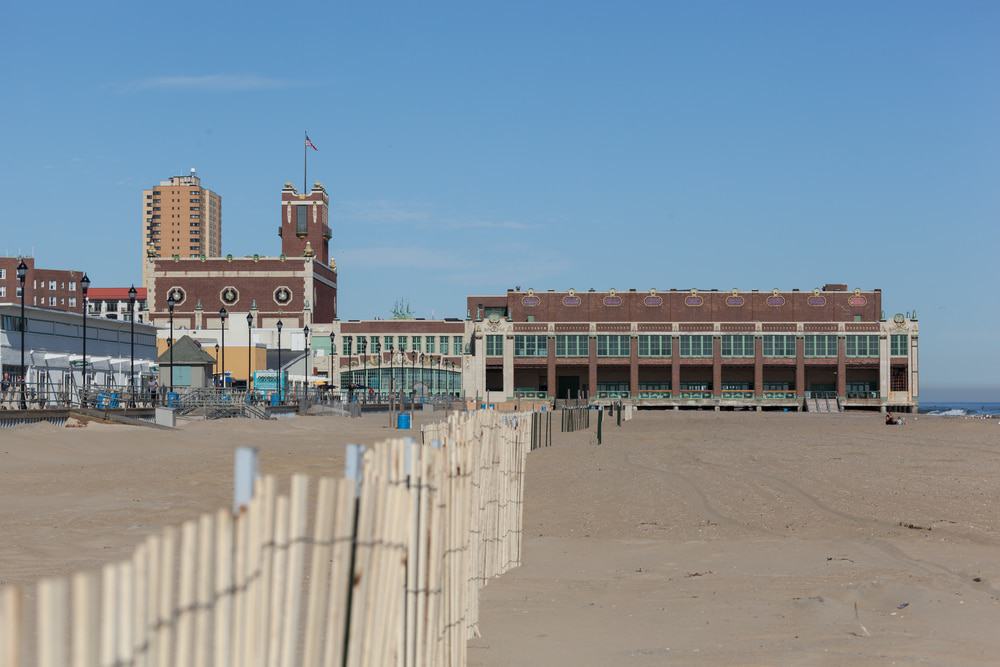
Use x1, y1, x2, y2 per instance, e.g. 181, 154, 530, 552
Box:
233, 446, 259, 514
597, 407, 603, 445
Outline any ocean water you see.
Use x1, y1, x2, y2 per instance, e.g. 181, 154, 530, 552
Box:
919, 402, 1000, 417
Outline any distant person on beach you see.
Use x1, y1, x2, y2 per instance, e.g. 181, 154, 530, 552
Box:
885, 412, 904, 426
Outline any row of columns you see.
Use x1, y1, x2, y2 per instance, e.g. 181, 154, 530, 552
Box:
537, 334, 861, 400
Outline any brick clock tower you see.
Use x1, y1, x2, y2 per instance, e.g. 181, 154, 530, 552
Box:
279, 181, 331, 262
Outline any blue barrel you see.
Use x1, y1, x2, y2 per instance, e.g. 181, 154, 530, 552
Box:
166, 392, 179, 408
270, 393, 281, 407
397, 412, 412, 430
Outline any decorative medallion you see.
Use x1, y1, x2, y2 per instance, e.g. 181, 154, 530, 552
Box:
807, 294, 827, 307
892, 313, 905, 325
220, 286, 240, 306
643, 295, 663, 307
521, 295, 541, 307
726, 289, 745, 307
603, 295, 623, 307
685, 295, 704, 307
848, 288, 867, 307
562, 295, 581, 306
766, 295, 786, 307
273, 286, 293, 306
166, 286, 186, 306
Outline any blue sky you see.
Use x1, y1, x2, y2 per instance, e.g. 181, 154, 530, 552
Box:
0, 2, 997, 397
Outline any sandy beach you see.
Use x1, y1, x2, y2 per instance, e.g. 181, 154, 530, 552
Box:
3, 411, 999, 665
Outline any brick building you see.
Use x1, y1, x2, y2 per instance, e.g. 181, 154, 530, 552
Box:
461, 285, 919, 412
145, 182, 337, 386
0, 256, 85, 313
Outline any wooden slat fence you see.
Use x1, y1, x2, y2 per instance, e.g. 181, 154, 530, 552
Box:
0, 409, 533, 667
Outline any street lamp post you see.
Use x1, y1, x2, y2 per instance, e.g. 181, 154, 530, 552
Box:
419, 352, 425, 403
411, 350, 416, 410
214, 344, 220, 385
303, 325, 310, 407
246, 313, 254, 394
167, 292, 176, 395
219, 308, 228, 390
361, 338, 367, 404
128, 285, 136, 405
81, 273, 90, 406
16, 260, 27, 409
276, 320, 283, 404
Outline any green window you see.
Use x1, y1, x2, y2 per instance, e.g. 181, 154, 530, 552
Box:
452, 336, 463, 355
680, 335, 713, 357
486, 335, 504, 356
342, 336, 352, 355
597, 335, 630, 357
556, 334, 589, 357
514, 335, 548, 357
638, 334, 671, 357
804, 335, 838, 357
374, 337, 382, 353
846, 335, 880, 357
398, 335, 408, 352
425, 336, 435, 353
762, 334, 796, 357
890, 334, 907, 356
412, 335, 422, 352
721, 334, 754, 357
439, 336, 449, 354
384, 335, 395, 351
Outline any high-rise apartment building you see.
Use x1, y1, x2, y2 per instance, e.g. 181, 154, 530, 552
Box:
142, 169, 221, 288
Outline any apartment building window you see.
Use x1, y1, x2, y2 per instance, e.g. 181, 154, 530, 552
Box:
2, 315, 24, 331
514, 335, 548, 357
846, 335, 880, 357
69, 281, 76, 291
439, 336, 449, 354
0, 268, 5, 279
804, 335, 838, 357
0, 286, 5, 297
49, 296, 56, 306
452, 336, 463, 355
722, 334, 755, 357
68, 297, 77, 307
486, 335, 503, 356
597, 335, 630, 357
556, 334, 589, 357
49, 281, 56, 290
680, 335, 713, 357
763, 335, 796, 357
891, 334, 907, 356
426, 336, 435, 353
412, 336, 422, 352
638, 334, 671, 357
16, 287, 22, 297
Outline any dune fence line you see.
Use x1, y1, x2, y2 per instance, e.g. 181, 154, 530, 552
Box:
0, 409, 536, 667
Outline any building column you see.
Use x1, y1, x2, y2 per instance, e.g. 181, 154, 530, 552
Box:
712, 336, 722, 398
546, 335, 556, 399
754, 336, 764, 398
910, 331, 919, 405
502, 332, 514, 399
795, 336, 805, 398
588, 336, 597, 399
629, 335, 639, 400
671, 336, 681, 396
836, 336, 847, 400
878, 332, 890, 401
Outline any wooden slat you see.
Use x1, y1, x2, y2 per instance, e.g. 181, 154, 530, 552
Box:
38, 577, 68, 667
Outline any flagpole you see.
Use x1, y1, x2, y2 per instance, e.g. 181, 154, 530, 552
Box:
303, 130, 307, 193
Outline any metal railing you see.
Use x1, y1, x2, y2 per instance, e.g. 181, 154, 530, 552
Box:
678, 390, 713, 399
846, 390, 881, 400
596, 390, 631, 399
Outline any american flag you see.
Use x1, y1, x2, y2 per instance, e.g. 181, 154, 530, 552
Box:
305, 134, 318, 151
